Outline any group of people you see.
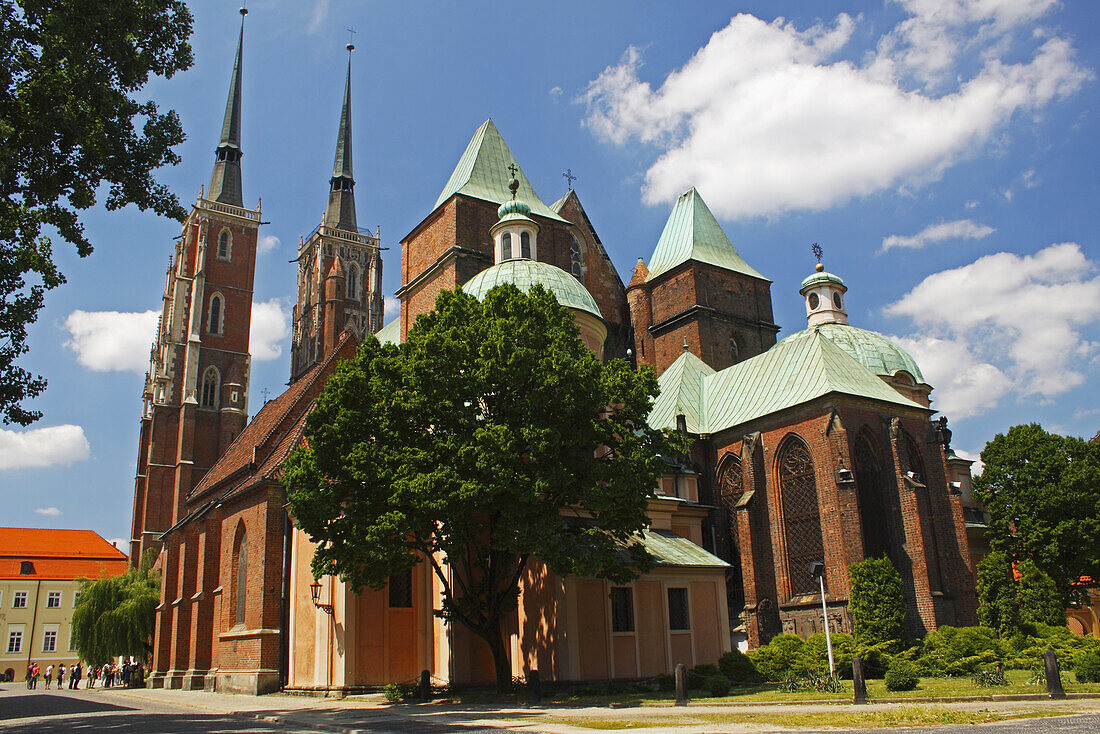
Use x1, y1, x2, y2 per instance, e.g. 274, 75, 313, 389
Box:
23, 660, 143, 690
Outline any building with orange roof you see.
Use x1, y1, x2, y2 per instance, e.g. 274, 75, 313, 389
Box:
0, 528, 128, 681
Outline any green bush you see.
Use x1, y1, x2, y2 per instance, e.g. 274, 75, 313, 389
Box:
972, 665, 1008, 687
1015, 561, 1065, 627
1075, 651, 1100, 683
1000, 623, 1100, 670
705, 674, 731, 697
800, 632, 856, 678
917, 626, 1001, 676
655, 672, 675, 691
884, 660, 919, 691
687, 663, 720, 689
382, 681, 419, 702
718, 650, 763, 686
747, 633, 805, 682
849, 557, 906, 645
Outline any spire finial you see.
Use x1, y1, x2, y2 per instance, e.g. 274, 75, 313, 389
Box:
683, 337, 689, 351
507, 163, 519, 200
563, 168, 576, 191
346, 27, 356, 52
812, 242, 824, 272
324, 45, 357, 231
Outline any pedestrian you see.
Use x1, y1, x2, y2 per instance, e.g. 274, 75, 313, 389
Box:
25, 663, 33, 690
105, 663, 113, 688
70, 662, 81, 689
55, 664, 64, 691
87, 665, 96, 689
44, 664, 53, 690
30, 662, 39, 689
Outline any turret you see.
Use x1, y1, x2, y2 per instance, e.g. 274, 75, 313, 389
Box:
489, 165, 539, 263
799, 246, 848, 327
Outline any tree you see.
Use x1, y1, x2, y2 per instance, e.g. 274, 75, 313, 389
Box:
976, 551, 1020, 636
1016, 559, 1065, 627
284, 284, 680, 689
974, 424, 1100, 606
0, 0, 193, 425
71, 550, 160, 666
848, 556, 906, 645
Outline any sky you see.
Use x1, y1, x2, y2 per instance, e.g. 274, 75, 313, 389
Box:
1, 0, 1098, 551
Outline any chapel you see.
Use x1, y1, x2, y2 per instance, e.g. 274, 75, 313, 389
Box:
130, 14, 976, 694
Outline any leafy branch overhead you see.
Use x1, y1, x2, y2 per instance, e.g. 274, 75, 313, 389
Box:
0, 0, 193, 424
284, 283, 681, 689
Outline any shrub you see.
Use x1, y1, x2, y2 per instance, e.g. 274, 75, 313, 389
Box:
1015, 560, 1065, 627
800, 632, 856, 678
718, 650, 763, 686
778, 672, 810, 692
705, 675, 731, 697
655, 672, 675, 691
972, 665, 1008, 687
884, 660, 919, 692
686, 663, 720, 689
382, 681, 419, 702
917, 626, 1001, 676
1075, 651, 1100, 683
748, 634, 805, 682
976, 551, 1021, 636
849, 557, 907, 645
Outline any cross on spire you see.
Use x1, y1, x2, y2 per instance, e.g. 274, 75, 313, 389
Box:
507, 163, 519, 200
563, 168, 576, 191
812, 242, 823, 263
346, 27, 356, 51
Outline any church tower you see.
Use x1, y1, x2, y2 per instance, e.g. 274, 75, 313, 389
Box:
129, 8, 262, 562
290, 44, 383, 382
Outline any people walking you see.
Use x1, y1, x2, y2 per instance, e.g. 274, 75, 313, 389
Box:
70, 662, 81, 689
55, 664, 64, 690
30, 662, 39, 689
87, 664, 96, 689
25, 663, 33, 689
44, 664, 53, 689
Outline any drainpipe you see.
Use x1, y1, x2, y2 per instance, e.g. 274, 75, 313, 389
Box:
27, 580, 41, 669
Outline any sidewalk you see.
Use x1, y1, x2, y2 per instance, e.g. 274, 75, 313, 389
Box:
95, 687, 1100, 734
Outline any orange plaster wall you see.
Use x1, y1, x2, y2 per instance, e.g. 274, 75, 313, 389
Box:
669, 632, 693, 670
291, 535, 318, 685
635, 580, 668, 676
576, 579, 610, 680
355, 588, 385, 683
613, 635, 637, 679
520, 560, 561, 678
691, 581, 721, 666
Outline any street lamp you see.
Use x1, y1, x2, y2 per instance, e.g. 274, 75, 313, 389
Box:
309, 578, 333, 614
808, 561, 834, 676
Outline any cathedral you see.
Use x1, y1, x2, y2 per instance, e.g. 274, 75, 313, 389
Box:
130, 15, 976, 694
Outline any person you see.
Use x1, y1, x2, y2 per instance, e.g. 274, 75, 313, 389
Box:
105, 663, 113, 688
55, 664, 64, 691
25, 663, 33, 690
30, 662, 39, 689
44, 664, 53, 690
70, 662, 81, 689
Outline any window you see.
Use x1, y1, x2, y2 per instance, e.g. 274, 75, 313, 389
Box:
808, 292, 820, 310
667, 588, 690, 630
730, 337, 739, 365
13, 591, 27, 609
832, 292, 842, 310
200, 367, 219, 409
779, 438, 825, 596
854, 432, 892, 560
47, 591, 61, 608
570, 236, 583, 280
42, 628, 57, 653
19, 561, 33, 575
233, 524, 247, 627
520, 231, 531, 259
502, 232, 512, 260
208, 294, 223, 334
389, 570, 413, 608
610, 587, 634, 632
7, 628, 23, 654
906, 435, 944, 593
73, 591, 81, 608
346, 264, 358, 299
0, 590, 3, 608
217, 229, 231, 260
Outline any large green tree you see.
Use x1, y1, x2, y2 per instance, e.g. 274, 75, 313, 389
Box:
974, 424, 1100, 606
71, 550, 160, 666
0, 0, 192, 425
848, 556, 906, 645
284, 284, 680, 689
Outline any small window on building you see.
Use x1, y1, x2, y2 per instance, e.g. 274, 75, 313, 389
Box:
42, 629, 57, 652
73, 591, 82, 608
13, 591, 28, 608
47, 591, 61, 608
832, 292, 842, 310
610, 587, 635, 632
730, 337, 739, 364
667, 588, 690, 630
200, 367, 219, 409
388, 570, 413, 608
7, 629, 23, 654
19, 561, 33, 575
808, 292, 820, 310
217, 229, 231, 260
501, 232, 512, 260
570, 236, 583, 280
208, 294, 223, 334
520, 231, 531, 259
346, 265, 358, 299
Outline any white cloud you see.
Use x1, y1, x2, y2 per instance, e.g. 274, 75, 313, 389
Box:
258, 235, 280, 255
249, 299, 290, 362
64, 310, 158, 373
107, 538, 128, 555
35, 506, 61, 517
0, 425, 91, 471
886, 242, 1100, 418
881, 219, 994, 252
581, 8, 1089, 219
548, 86, 563, 100
308, 0, 329, 33
383, 295, 400, 319
954, 448, 984, 476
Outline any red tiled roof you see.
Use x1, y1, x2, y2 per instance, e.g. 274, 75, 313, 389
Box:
0, 528, 128, 580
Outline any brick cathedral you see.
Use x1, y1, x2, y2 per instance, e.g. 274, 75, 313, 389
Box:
130, 14, 976, 694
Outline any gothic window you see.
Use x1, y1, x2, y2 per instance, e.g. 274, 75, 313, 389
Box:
346, 263, 358, 300
217, 229, 231, 261
200, 367, 219, 408
570, 235, 583, 280
502, 232, 512, 260
905, 436, 926, 486
208, 294, 223, 334
730, 337, 740, 364
233, 523, 247, 627
854, 432, 892, 559
906, 434, 944, 592
520, 231, 531, 259
779, 437, 825, 596
719, 456, 744, 521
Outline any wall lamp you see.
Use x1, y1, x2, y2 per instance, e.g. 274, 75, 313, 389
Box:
309, 578, 333, 614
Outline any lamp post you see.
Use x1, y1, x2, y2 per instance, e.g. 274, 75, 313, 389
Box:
808, 561, 834, 676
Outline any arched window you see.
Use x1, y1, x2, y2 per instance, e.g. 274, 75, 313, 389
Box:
906, 434, 944, 592
501, 232, 512, 260
200, 367, 219, 408
217, 229, 231, 260
208, 294, 223, 334
570, 236, 583, 280
730, 337, 739, 364
520, 231, 531, 259
779, 437, 825, 596
854, 431, 892, 559
346, 264, 358, 300
232, 523, 247, 627
719, 456, 744, 520
750, 443, 780, 643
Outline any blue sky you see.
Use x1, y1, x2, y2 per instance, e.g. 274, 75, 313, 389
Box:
2, 0, 1097, 550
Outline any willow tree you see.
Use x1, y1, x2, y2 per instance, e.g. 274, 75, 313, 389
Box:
284, 284, 679, 690
71, 550, 160, 666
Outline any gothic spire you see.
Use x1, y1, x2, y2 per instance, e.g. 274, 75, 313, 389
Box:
207, 8, 247, 207
323, 45, 357, 231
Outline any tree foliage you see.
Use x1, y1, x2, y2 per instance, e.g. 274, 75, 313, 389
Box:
976, 551, 1019, 636
71, 550, 160, 666
284, 284, 680, 689
974, 424, 1100, 606
0, 0, 193, 424
848, 556, 906, 645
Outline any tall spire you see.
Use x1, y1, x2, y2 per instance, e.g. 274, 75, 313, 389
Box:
323, 43, 357, 231
207, 8, 247, 207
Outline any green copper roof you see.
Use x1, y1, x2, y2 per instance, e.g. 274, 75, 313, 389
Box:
646, 188, 766, 282
700, 331, 924, 433
497, 198, 531, 218
637, 528, 728, 569
648, 350, 715, 433
434, 120, 566, 222
461, 258, 602, 318
800, 270, 845, 291
374, 317, 401, 345
779, 323, 925, 382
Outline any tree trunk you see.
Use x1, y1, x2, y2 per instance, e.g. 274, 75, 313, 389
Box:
478, 617, 512, 692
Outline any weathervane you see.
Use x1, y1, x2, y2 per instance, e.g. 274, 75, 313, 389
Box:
812, 242, 823, 263
507, 163, 519, 200
563, 168, 576, 191
346, 27, 356, 52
